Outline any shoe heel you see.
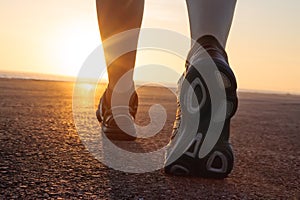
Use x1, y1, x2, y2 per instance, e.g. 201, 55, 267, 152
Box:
198, 143, 234, 179
165, 155, 195, 176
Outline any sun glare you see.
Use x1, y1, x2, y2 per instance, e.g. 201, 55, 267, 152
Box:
55, 20, 101, 77
79, 83, 94, 92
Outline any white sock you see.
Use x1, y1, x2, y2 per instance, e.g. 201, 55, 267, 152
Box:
186, 0, 237, 48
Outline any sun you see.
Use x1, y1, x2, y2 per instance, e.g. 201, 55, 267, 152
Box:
54, 20, 102, 77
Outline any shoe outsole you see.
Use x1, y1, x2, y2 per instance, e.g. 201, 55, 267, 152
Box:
165, 58, 237, 179
165, 143, 234, 179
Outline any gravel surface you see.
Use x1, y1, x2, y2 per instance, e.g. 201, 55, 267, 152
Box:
0, 78, 299, 199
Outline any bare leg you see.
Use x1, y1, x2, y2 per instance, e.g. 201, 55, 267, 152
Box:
95, 1, 144, 140
96, 0, 144, 94
186, 0, 237, 48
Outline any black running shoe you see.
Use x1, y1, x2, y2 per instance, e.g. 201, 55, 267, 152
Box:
96, 88, 138, 141
164, 35, 238, 179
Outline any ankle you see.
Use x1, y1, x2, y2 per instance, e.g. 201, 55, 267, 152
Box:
105, 82, 136, 107
196, 35, 228, 62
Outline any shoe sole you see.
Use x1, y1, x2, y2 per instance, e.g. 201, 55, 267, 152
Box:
165, 59, 238, 179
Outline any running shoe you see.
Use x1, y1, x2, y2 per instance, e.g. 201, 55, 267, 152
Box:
96, 88, 138, 141
165, 35, 238, 179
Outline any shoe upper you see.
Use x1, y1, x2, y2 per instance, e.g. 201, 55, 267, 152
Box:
186, 35, 229, 71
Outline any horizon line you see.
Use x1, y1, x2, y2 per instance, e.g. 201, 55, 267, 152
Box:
0, 70, 299, 96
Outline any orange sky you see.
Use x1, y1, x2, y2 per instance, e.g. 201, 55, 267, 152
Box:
0, 0, 299, 94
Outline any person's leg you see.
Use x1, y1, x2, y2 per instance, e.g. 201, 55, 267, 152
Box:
96, 0, 144, 97
165, 0, 238, 178
95, 0, 144, 140
186, 0, 237, 48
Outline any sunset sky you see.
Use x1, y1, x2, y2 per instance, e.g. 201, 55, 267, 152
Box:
0, 0, 299, 94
